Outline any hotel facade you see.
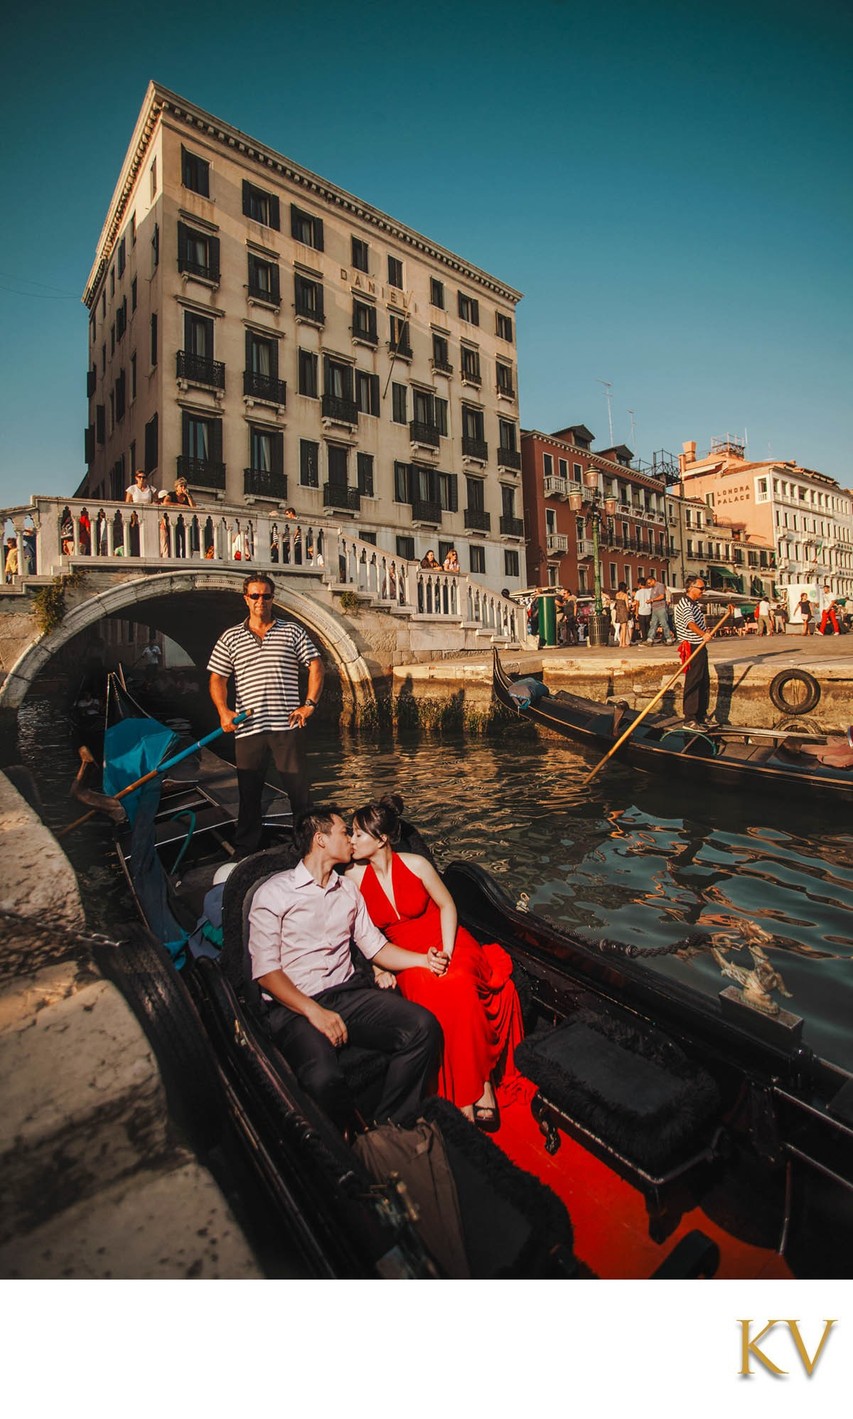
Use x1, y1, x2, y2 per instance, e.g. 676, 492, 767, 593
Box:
78, 84, 525, 593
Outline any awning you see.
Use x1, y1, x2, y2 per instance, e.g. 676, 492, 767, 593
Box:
707, 565, 744, 592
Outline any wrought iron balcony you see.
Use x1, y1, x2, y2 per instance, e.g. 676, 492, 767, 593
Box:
177, 456, 225, 490
244, 468, 287, 499
179, 256, 219, 283
496, 379, 515, 399
500, 515, 524, 538
243, 370, 286, 405
295, 299, 324, 325
411, 498, 442, 525
462, 436, 488, 461
321, 393, 358, 425
430, 356, 453, 375
352, 323, 378, 345
323, 482, 361, 512
464, 507, 491, 532
387, 339, 413, 359
176, 351, 226, 390
497, 446, 521, 470
460, 365, 481, 386
409, 421, 440, 448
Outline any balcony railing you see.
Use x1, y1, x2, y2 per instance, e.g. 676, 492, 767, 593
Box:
177, 456, 225, 490
388, 340, 413, 359
547, 532, 569, 554
462, 436, 488, 461
497, 446, 521, 471
244, 468, 287, 499
323, 482, 361, 512
409, 420, 440, 448
460, 366, 482, 386
321, 393, 358, 424
353, 323, 378, 345
499, 515, 524, 538
543, 475, 568, 499
176, 351, 225, 390
411, 498, 442, 525
244, 370, 286, 404
496, 380, 515, 399
180, 257, 219, 283
295, 300, 324, 325
464, 507, 491, 532
431, 356, 453, 375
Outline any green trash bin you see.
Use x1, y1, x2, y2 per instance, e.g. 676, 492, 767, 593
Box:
538, 594, 557, 647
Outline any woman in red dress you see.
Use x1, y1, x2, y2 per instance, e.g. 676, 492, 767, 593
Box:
348, 796, 529, 1128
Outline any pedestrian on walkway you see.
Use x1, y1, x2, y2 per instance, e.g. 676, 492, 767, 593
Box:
818, 585, 840, 635
798, 592, 814, 636
757, 596, 773, 636
646, 576, 675, 645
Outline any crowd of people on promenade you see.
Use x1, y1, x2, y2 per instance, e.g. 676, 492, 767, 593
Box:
518, 580, 847, 647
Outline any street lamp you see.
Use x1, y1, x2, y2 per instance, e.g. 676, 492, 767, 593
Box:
569, 468, 617, 646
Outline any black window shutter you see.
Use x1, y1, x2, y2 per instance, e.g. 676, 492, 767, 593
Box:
290, 204, 300, 240
448, 474, 458, 512
210, 419, 223, 463
272, 432, 283, 475
370, 373, 379, 411
315, 216, 324, 252
472, 299, 480, 325
209, 235, 220, 282
269, 194, 280, 231
245, 329, 254, 368
242, 180, 251, 217
269, 263, 280, 303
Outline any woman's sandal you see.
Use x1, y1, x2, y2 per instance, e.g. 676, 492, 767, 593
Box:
473, 1102, 500, 1133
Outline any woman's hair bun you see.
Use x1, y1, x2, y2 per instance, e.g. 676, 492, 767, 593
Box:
379, 793, 404, 816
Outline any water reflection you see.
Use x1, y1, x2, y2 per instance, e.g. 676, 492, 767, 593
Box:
10, 703, 853, 1072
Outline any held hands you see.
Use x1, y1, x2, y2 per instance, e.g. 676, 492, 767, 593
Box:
372, 967, 397, 991
306, 1002, 348, 1048
426, 947, 451, 976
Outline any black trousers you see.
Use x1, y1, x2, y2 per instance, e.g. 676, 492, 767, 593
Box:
682, 644, 710, 722
268, 979, 441, 1130
235, 729, 311, 854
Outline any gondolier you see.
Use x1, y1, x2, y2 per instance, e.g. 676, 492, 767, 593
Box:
208, 573, 324, 856
674, 577, 713, 730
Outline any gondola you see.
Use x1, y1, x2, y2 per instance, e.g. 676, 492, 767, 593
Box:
493, 648, 852, 801
92, 700, 853, 1281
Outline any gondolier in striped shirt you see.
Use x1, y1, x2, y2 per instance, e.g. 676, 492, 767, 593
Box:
674, 576, 714, 731
208, 574, 324, 856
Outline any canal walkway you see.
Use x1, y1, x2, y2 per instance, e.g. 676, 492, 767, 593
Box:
392, 632, 853, 729
0, 771, 261, 1279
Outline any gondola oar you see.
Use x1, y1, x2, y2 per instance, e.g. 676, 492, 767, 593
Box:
582, 609, 733, 787
57, 711, 251, 837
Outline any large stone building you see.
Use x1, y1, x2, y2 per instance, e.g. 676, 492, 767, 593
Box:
520, 424, 670, 592
78, 83, 525, 593
678, 438, 853, 601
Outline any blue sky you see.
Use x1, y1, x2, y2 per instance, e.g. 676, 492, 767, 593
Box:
0, 0, 850, 509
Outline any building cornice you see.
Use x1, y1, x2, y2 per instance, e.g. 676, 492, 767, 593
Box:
83, 82, 523, 309
521, 428, 665, 489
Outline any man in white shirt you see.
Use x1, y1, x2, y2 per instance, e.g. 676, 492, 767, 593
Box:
249, 809, 443, 1129
633, 581, 653, 643
756, 597, 772, 636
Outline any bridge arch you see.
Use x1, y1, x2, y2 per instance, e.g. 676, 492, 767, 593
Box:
0, 568, 375, 718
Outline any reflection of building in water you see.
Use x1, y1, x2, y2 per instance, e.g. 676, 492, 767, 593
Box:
77, 83, 525, 595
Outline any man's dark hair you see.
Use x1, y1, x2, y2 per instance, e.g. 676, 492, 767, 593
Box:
294, 806, 345, 856
242, 572, 275, 596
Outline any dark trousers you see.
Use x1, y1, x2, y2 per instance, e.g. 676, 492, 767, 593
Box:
638, 614, 651, 641
235, 729, 311, 854
683, 644, 710, 722
268, 979, 441, 1130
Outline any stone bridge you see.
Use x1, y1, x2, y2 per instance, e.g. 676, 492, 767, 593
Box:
0, 497, 522, 725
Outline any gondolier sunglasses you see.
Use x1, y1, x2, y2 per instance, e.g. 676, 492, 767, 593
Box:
246, 592, 273, 599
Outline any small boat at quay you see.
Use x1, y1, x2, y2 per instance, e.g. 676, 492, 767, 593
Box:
493, 649, 853, 803
85, 680, 853, 1279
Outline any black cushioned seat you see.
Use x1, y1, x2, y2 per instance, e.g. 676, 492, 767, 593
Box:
516, 1008, 722, 1184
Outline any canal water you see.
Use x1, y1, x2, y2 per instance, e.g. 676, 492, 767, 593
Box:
14, 698, 853, 1074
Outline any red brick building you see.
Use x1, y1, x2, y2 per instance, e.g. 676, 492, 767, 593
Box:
520, 424, 671, 592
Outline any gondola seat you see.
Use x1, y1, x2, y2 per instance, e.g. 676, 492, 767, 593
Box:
516, 1008, 722, 1206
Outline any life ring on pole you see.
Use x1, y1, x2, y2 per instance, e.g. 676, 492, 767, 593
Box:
768, 669, 821, 715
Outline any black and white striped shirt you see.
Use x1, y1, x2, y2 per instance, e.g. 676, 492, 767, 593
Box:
673, 596, 706, 646
207, 619, 320, 736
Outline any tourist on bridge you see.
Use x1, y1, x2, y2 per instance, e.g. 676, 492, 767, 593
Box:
208, 574, 324, 857
125, 468, 156, 503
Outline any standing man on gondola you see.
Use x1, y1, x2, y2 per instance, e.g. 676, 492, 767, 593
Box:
208, 573, 324, 857
674, 576, 713, 731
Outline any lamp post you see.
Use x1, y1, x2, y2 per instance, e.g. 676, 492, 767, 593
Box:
569, 468, 617, 647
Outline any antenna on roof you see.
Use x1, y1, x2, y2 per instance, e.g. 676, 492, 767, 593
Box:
597, 379, 614, 445
628, 409, 636, 446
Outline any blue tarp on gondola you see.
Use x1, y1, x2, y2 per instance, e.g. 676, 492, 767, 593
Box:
102, 715, 177, 823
